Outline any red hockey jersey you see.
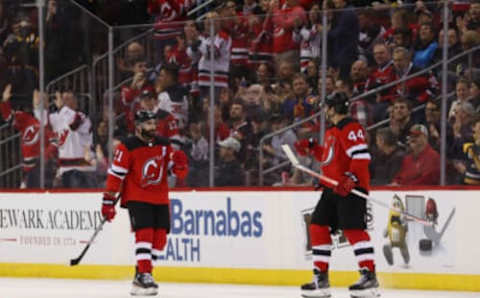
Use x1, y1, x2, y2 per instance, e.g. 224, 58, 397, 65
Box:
0, 101, 57, 172
148, 0, 192, 40
315, 118, 371, 191
105, 136, 186, 206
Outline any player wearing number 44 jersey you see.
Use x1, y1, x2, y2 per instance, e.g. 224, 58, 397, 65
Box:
295, 92, 380, 298
101, 110, 188, 296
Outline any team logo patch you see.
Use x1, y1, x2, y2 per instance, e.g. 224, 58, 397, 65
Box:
141, 156, 164, 187
23, 125, 39, 146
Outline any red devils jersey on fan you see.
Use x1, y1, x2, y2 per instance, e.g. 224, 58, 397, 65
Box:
149, 0, 189, 40
0, 101, 57, 172
166, 44, 193, 87
316, 118, 371, 191
156, 109, 179, 138
106, 136, 181, 206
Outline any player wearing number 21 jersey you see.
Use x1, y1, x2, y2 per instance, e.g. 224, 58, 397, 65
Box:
101, 110, 188, 296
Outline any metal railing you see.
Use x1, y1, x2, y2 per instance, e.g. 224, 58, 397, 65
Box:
0, 124, 22, 188
92, 28, 156, 112
257, 42, 480, 186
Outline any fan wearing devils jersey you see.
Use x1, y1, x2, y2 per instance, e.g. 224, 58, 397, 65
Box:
187, 11, 231, 97
155, 64, 189, 131
0, 85, 58, 188
101, 110, 188, 296
295, 92, 379, 298
148, 0, 192, 41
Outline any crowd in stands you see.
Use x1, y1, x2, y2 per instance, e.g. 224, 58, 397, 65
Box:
2, 0, 480, 188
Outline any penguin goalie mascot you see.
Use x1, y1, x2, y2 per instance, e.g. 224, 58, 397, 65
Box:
383, 195, 410, 267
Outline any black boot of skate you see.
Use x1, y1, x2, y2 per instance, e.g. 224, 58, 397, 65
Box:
131, 272, 158, 296
349, 268, 380, 298
300, 269, 331, 298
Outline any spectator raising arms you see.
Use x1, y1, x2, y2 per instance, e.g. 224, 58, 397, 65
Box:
0, 85, 58, 188
49, 91, 97, 188
188, 12, 232, 100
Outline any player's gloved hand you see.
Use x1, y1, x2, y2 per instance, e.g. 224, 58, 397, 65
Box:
333, 172, 358, 197
294, 138, 317, 156
101, 193, 116, 222
171, 150, 188, 179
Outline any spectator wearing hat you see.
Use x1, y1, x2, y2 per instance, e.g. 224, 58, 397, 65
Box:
392, 124, 440, 186
215, 136, 245, 187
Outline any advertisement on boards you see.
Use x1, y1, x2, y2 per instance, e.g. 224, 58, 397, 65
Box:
297, 190, 456, 273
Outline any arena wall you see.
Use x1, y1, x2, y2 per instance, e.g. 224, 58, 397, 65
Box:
0, 188, 478, 291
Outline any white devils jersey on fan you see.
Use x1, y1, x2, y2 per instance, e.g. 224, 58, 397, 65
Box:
195, 31, 232, 88
156, 91, 189, 129
49, 106, 95, 174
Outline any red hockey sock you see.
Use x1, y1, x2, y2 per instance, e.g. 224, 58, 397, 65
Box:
343, 229, 375, 272
310, 224, 332, 273
135, 228, 154, 273
152, 228, 167, 262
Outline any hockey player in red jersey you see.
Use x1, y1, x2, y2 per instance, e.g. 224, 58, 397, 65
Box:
101, 110, 188, 296
295, 92, 379, 298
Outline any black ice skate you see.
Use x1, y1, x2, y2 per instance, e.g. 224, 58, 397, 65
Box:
130, 272, 158, 296
349, 268, 380, 298
301, 270, 331, 298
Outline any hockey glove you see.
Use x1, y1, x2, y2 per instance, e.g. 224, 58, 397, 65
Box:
101, 193, 116, 222
171, 150, 188, 179
333, 172, 358, 197
294, 138, 318, 156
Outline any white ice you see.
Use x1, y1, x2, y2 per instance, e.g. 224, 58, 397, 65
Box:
0, 278, 478, 298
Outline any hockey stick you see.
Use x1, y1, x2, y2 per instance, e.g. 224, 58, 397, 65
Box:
281, 144, 433, 227
70, 196, 120, 266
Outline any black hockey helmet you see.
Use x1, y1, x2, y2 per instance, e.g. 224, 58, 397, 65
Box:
134, 110, 156, 124
325, 92, 350, 114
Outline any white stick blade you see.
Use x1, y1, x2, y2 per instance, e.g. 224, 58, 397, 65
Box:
281, 144, 300, 166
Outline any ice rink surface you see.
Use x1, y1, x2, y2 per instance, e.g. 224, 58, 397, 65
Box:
0, 278, 479, 298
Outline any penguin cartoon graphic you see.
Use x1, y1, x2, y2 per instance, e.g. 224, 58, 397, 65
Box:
383, 195, 410, 267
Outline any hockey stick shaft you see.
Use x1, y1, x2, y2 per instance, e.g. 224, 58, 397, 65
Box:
70, 196, 120, 266
281, 145, 432, 226
69, 217, 107, 266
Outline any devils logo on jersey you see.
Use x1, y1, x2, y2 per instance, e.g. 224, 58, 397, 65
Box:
23, 124, 39, 146
320, 135, 335, 166
141, 156, 165, 187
